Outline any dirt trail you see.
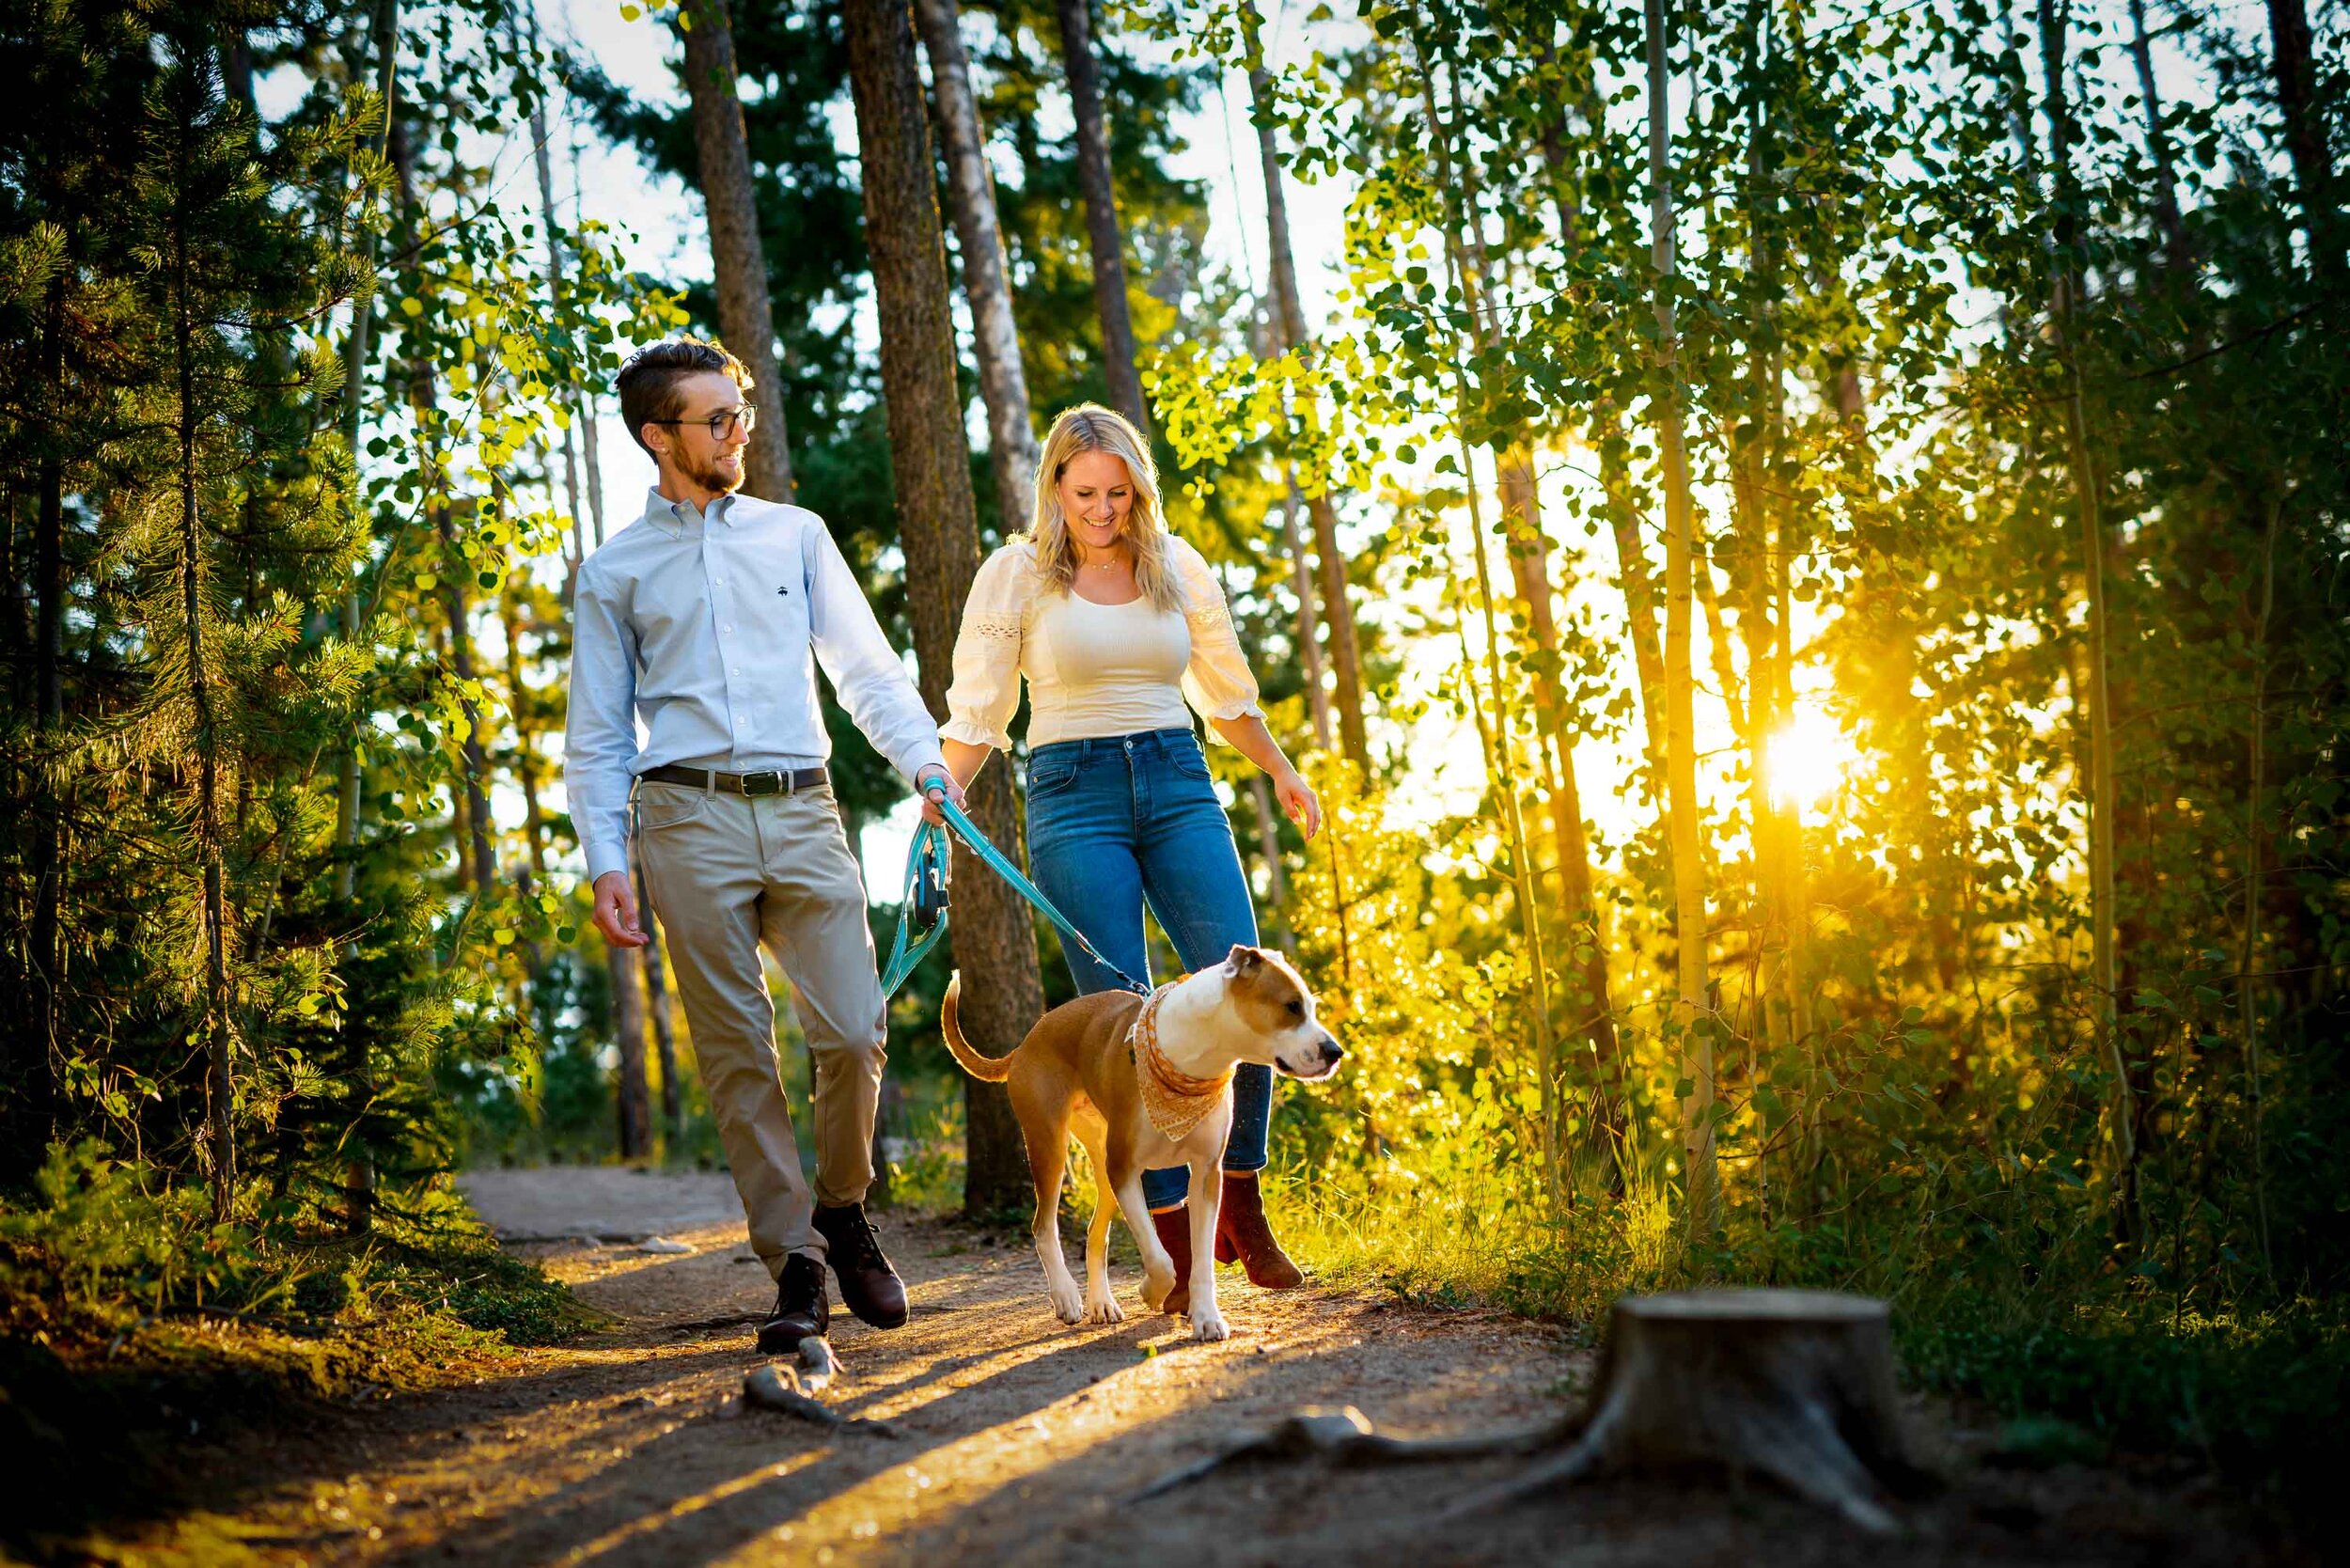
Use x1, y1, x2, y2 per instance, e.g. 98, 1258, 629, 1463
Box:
107, 1168, 2283, 1567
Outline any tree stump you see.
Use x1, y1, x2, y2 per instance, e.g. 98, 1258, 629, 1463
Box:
1126, 1290, 1922, 1533
1456, 1288, 1921, 1532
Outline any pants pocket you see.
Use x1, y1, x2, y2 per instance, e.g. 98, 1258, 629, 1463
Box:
634, 783, 710, 834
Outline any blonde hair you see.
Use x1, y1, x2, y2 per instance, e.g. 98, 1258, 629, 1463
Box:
1026, 404, 1185, 614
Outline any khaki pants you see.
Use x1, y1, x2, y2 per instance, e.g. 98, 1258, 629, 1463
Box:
634, 778, 883, 1277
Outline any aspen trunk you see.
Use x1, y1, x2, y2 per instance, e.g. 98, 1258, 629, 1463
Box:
916, 0, 1042, 535
842, 0, 1041, 1215
2037, 0, 2134, 1215
1241, 1, 1366, 769
1051, 0, 1148, 431
1418, 48, 1559, 1206
1601, 430, 1668, 782
1278, 468, 1333, 750
680, 0, 794, 502
1644, 0, 1716, 1231
389, 122, 496, 898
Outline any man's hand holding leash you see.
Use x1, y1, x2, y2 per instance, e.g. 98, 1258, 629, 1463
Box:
917, 763, 966, 826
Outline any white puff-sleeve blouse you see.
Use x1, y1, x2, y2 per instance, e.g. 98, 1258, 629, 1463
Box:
940, 536, 1266, 751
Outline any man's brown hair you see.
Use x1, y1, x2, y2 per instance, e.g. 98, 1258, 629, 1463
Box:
615, 337, 753, 456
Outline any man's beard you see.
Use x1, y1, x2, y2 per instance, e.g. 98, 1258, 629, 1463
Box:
683, 448, 744, 494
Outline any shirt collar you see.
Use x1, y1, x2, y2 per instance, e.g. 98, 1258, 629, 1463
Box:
643, 487, 738, 537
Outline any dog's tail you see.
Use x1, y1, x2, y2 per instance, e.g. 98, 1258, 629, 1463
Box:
939, 973, 1014, 1082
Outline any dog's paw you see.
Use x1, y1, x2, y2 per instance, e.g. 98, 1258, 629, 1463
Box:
1082, 1290, 1124, 1325
1189, 1305, 1231, 1342
1048, 1283, 1086, 1325
1139, 1263, 1176, 1311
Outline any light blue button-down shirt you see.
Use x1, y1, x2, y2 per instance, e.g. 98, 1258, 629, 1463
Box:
563, 489, 948, 885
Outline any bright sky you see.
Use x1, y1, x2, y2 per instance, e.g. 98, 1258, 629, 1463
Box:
257, 1, 2212, 913
527, 0, 1365, 900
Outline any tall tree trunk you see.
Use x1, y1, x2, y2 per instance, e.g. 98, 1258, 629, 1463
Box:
680, 0, 794, 502
521, 77, 656, 1142
1241, 1, 1367, 771
636, 846, 684, 1146
1644, 0, 1716, 1232
1277, 468, 1333, 750
2038, 0, 2134, 1222
1051, 0, 1149, 431
18, 277, 67, 1176
2266, 0, 2343, 290
1425, 49, 1623, 1167
173, 196, 236, 1224
337, 0, 398, 916
389, 122, 497, 898
842, 0, 1041, 1215
608, 940, 652, 1158
2241, 494, 2280, 1278
1417, 45, 1561, 1207
2126, 0, 2191, 278
916, 0, 1042, 534
498, 595, 555, 974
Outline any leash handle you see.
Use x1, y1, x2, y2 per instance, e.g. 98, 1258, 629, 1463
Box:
878, 795, 1151, 999
932, 796, 1151, 996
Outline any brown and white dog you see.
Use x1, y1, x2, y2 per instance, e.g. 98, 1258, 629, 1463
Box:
940, 946, 1342, 1341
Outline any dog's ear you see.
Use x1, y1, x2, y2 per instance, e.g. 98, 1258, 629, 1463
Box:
1225, 944, 1262, 976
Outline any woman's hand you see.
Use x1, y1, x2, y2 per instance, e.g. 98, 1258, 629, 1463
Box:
1275, 767, 1323, 840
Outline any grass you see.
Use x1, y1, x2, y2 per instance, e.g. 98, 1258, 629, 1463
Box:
0, 1144, 603, 1553
1267, 1162, 2347, 1508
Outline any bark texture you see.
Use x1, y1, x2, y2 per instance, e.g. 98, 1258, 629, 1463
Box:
842, 0, 1041, 1215
680, 0, 794, 502
1052, 0, 1149, 431
1242, 2, 1366, 769
2267, 0, 2343, 288
1644, 0, 1716, 1231
916, 0, 1042, 534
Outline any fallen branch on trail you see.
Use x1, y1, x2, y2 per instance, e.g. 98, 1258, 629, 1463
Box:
1128, 1405, 1564, 1502
1133, 1290, 1925, 1534
742, 1339, 895, 1437
666, 1310, 763, 1334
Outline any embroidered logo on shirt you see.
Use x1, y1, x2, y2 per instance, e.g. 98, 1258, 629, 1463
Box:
776, 584, 791, 597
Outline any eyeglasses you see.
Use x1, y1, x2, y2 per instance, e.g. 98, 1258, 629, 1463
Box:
650, 403, 759, 441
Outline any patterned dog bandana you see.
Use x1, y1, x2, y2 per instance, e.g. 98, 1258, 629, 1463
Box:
1130, 984, 1233, 1143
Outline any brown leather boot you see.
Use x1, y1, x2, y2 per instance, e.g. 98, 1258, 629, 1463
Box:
811, 1202, 908, 1329
1150, 1205, 1193, 1316
1215, 1172, 1304, 1289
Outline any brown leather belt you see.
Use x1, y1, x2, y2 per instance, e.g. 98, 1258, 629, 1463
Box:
639, 763, 829, 797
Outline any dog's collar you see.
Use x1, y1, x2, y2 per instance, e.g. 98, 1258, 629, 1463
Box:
1130, 984, 1232, 1143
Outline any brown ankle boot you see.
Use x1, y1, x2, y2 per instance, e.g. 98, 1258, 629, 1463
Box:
1150, 1205, 1193, 1315
1215, 1172, 1304, 1289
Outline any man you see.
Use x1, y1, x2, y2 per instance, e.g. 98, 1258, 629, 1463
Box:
565, 337, 965, 1351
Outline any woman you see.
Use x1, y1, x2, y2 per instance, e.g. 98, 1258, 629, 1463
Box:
937, 403, 1322, 1309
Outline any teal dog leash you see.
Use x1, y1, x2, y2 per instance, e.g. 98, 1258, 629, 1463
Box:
879, 791, 1151, 1000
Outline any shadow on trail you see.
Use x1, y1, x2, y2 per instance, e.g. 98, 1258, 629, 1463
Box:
379, 1307, 1172, 1567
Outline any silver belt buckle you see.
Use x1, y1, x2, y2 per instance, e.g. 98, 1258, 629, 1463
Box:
740, 769, 784, 797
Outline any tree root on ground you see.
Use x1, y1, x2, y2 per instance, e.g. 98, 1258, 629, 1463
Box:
1132, 1290, 1927, 1534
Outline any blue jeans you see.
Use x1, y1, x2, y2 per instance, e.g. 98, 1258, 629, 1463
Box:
1025, 727, 1272, 1212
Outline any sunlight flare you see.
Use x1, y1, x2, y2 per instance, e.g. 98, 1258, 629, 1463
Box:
1765, 705, 1859, 813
